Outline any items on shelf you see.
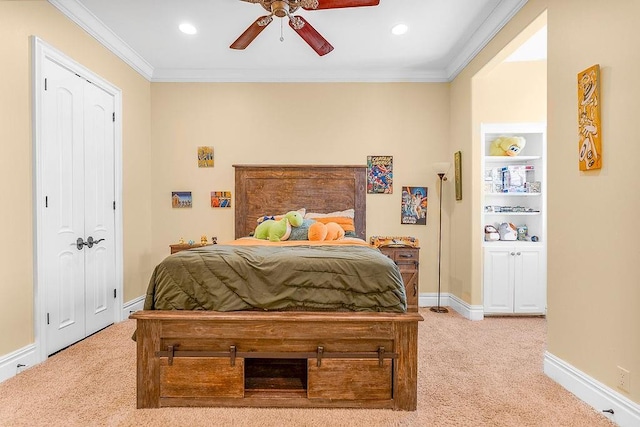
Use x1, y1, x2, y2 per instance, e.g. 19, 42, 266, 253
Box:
498, 222, 518, 241
485, 205, 539, 213
488, 136, 527, 156
484, 225, 499, 241
484, 165, 536, 193
369, 235, 419, 248
484, 222, 538, 242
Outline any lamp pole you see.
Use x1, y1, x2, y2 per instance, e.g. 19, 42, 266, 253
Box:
430, 172, 448, 313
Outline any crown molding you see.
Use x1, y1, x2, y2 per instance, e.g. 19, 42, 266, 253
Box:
48, 0, 154, 80
150, 67, 450, 83
446, 0, 528, 81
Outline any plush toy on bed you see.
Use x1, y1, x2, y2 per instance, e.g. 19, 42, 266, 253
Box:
254, 210, 304, 242
489, 136, 526, 156
308, 221, 345, 241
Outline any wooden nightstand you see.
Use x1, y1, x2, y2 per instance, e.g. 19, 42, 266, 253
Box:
169, 243, 212, 254
378, 246, 420, 312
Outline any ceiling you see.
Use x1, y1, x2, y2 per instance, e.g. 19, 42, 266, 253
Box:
49, 0, 529, 83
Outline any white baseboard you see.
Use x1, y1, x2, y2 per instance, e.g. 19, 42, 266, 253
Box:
122, 295, 145, 319
544, 351, 640, 427
0, 344, 38, 383
419, 292, 485, 320
1, 297, 145, 385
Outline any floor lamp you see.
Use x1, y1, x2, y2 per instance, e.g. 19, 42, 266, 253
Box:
430, 162, 450, 314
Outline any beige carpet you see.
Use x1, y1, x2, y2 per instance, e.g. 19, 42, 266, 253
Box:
0, 309, 615, 427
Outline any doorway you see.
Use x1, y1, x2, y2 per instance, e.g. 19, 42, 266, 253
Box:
33, 37, 123, 360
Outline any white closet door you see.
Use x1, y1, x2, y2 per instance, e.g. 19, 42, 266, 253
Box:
83, 81, 116, 336
42, 58, 116, 354
42, 58, 87, 354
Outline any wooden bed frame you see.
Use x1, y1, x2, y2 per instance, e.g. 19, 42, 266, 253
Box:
131, 165, 423, 411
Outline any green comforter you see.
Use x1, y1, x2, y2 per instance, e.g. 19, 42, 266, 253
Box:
143, 244, 407, 313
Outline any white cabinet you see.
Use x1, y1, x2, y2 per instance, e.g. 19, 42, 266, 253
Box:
483, 246, 546, 314
481, 123, 546, 315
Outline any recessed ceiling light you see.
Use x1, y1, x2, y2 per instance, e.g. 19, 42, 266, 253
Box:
391, 23, 409, 36
179, 23, 197, 35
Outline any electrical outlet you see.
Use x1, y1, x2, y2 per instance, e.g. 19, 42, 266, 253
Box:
617, 366, 630, 393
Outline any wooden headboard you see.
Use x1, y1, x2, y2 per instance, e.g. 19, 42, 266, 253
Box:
234, 165, 367, 240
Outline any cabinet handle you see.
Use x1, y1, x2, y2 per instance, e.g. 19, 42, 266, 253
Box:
510, 252, 515, 256
516, 252, 521, 256
399, 253, 414, 258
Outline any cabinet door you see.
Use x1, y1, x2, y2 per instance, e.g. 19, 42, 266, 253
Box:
513, 248, 546, 314
483, 247, 515, 314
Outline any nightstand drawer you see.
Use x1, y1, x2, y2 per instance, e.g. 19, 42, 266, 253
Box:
377, 246, 420, 312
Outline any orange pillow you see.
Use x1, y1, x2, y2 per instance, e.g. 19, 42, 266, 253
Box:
304, 209, 355, 233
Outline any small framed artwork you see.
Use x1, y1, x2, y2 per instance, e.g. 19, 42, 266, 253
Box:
211, 191, 231, 208
172, 191, 192, 208
454, 151, 462, 200
401, 186, 428, 225
577, 64, 601, 170
367, 155, 393, 194
197, 146, 214, 168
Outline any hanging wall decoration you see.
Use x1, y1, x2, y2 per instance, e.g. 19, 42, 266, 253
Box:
577, 64, 602, 170
401, 186, 428, 225
367, 155, 393, 194
197, 146, 214, 168
454, 151, 462, 200
171, 191, 192, 208
211, 191, 231, 208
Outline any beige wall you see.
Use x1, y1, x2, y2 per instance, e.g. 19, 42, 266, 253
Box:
0, 1, 152, 355
452, 0, 639, 403
475, 61, 547, 125
545, 0, 639, 403
149, 83, 451, 293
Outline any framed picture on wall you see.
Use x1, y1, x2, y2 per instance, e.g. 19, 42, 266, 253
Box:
171, 191, 192, 208
367, 155, 393, 194
401, 186, 428, 225
211, 191, 231, 208
577, 64, 601, 170
197, 146, 214, 168
454, 151, 462, 200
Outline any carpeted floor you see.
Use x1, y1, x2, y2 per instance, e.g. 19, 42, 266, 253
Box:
0, 309, 615, 427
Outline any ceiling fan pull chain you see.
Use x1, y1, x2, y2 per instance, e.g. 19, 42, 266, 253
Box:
280, 18, 285, 42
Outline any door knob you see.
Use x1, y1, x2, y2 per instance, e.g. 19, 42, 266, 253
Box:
85, 236, 105, 248
76, 237, 86, 250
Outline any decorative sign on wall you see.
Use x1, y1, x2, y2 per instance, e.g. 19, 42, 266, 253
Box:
401, 186, 428, 225
197, 146, 214, 168
454, 151, 462, 201
577, 64, 601, 170
172, 191, 192, 208
211, 191, 231, 208
367, 155, 393, 194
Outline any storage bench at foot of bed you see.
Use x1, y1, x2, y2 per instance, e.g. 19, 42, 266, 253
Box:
131, 310, 423, 411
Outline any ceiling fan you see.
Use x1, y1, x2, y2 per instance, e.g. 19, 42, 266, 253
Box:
230, 0, 380, 56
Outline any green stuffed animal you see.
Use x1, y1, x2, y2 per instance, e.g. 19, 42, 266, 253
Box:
254, 210, 304, 242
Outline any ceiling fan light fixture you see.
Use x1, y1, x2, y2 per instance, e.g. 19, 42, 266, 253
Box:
391, 23, 409, 36
179, 23, 197, 35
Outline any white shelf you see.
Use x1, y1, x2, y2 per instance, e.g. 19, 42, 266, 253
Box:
483, 240, 543, 248
484, 155, 541, 162
485, 192, 541, 197
485, 212, 541, 216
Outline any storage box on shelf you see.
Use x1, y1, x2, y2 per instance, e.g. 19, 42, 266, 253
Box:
480, 123, 546, 315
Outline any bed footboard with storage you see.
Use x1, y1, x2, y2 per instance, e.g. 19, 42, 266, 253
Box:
132, 310, 422, 410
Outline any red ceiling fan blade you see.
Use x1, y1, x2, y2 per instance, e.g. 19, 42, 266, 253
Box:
289, 16, 334, 56
303, 0, 380, 10
230, 15, 273, 50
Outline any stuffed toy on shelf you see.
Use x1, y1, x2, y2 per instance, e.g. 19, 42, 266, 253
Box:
489, 136, 526, 156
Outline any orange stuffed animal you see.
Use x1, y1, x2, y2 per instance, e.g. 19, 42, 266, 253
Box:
308, 221, 345, 241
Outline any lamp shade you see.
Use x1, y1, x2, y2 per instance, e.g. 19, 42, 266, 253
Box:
432, 162, 451, 176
